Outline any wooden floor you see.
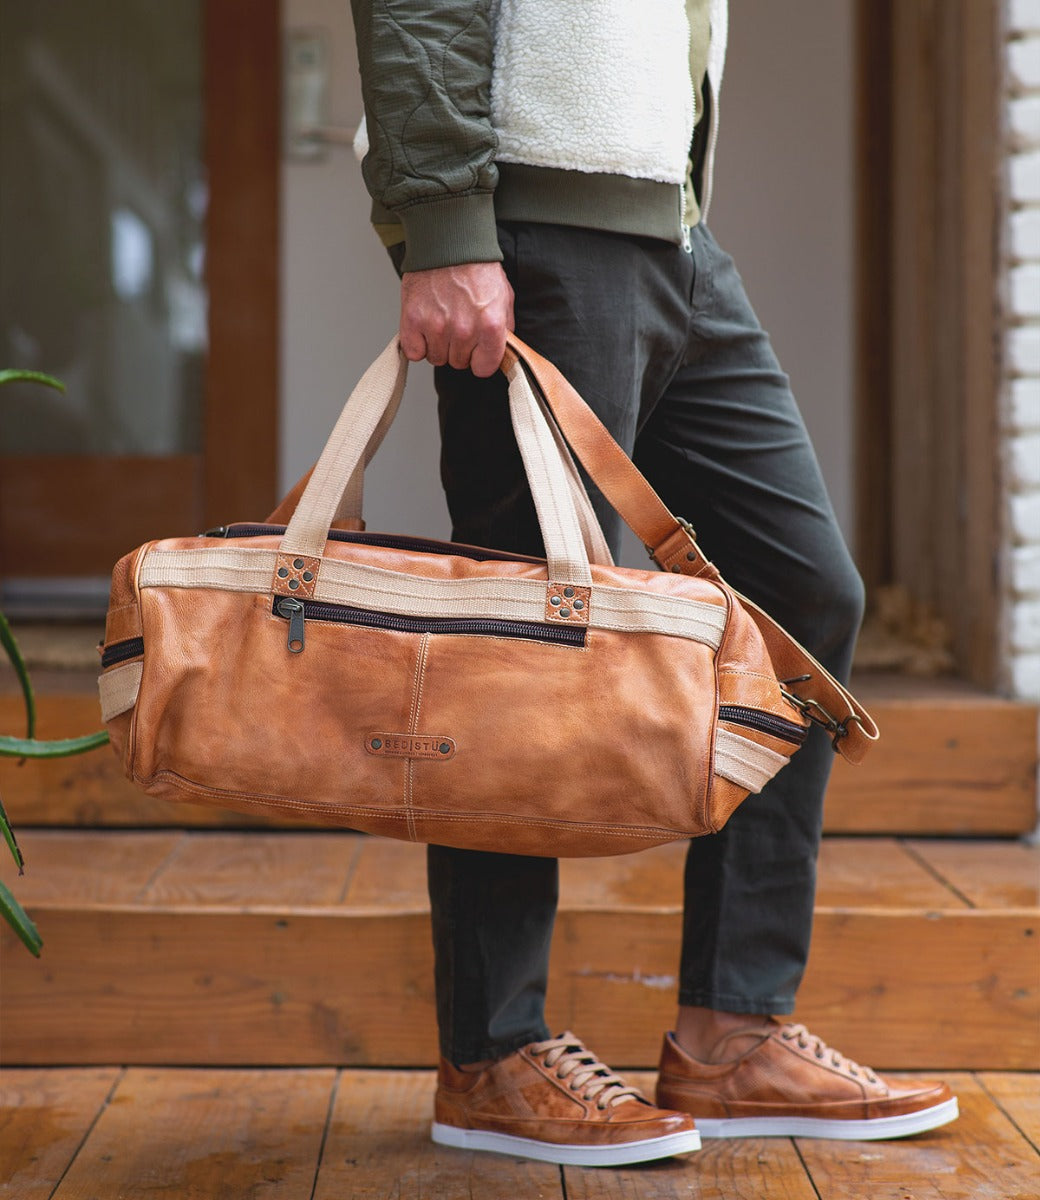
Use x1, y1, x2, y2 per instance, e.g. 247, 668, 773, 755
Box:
2, 1067, 1038, 1199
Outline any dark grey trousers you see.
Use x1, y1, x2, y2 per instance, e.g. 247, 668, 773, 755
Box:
418, 221, 864, 1064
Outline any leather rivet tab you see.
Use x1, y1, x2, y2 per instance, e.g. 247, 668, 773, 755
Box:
273, 552, 320, 598
546, 582, 591, 624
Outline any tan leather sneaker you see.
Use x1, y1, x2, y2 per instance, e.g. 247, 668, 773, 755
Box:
432, 1032, 700, 1166
656, 1022, 958, 1140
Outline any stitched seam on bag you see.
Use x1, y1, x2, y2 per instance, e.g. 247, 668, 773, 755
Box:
139, 771, 685, 837
403, 633, 431, 841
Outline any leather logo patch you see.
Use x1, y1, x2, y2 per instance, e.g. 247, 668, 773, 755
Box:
366, 733, 456, 760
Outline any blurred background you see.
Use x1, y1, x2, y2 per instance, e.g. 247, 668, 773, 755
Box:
1, 0, 1037, 705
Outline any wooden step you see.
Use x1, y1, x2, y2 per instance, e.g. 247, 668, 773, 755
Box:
1, 832, 1036, 1070
2, 1066, 1037, 1199
2, 670, 1036, 836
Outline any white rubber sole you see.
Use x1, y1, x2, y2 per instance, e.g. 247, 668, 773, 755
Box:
431, 1121, 701, 1166
695, 1096, 959, 1141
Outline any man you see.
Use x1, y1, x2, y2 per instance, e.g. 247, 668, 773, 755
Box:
349, 0, 958, 1167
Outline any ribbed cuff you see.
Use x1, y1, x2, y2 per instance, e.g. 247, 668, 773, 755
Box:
397, 193, 502, 272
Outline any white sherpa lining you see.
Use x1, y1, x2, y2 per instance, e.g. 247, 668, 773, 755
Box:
490, 0, 696, 185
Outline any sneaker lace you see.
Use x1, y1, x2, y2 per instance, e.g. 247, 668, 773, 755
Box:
529, 1034, 645, 1110
779, 1023, 879, 1084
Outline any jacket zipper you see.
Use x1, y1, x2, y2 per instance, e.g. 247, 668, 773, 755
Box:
717, 705, 808, 746
204, 523, 543, 566
273, 596, 586, 655
101, 636, 144, 669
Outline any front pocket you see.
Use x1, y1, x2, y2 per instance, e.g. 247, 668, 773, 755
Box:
272, 596, 586, 653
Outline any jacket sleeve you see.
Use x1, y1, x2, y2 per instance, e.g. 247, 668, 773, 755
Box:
350, 0, 501, 271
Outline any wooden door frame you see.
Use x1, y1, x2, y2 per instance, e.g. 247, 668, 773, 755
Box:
0, 0, 279, 581
854, 0, 1002, 690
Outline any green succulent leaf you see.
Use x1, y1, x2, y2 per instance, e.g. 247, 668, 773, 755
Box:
0, 369, 65, 393
0, 878, 42, 956
0, 792, 24, 872
0, 731, 109, 758
0, 609, 36, 740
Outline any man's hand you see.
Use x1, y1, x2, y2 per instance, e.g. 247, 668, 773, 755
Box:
399, 263, 515, 378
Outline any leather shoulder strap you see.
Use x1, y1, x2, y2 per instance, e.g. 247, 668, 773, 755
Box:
503, 334, 879, 764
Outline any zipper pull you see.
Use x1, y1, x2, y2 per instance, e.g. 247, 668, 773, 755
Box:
277, 597, 306, 654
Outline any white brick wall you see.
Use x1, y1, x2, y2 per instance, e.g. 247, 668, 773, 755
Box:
1003, 5, 1040, 701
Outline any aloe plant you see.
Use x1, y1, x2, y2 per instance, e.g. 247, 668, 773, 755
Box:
1, 370, 110, 955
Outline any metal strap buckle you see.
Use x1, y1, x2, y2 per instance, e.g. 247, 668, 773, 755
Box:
779, 676, 862, 750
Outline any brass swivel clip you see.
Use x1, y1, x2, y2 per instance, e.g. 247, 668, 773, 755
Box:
779, 676, 862, 751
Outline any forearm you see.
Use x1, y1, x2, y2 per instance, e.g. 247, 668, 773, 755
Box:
350, 0, 502, 271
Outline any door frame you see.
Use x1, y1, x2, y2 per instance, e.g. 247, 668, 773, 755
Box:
0, 0, 279, 582
854, 0, 1002, 689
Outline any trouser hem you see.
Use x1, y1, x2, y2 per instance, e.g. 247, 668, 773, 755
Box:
678, 990, 795, 1015
443, 1024, 553, 1068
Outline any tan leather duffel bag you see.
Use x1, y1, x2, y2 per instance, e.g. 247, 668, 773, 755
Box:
98, 336, 877, 856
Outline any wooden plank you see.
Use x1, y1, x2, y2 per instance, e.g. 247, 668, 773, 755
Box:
0, 910, 438, 1066
561, 1070, 816, 1200
341, 836, 429, 909
978, 1073, 1040, 1154
139, 831, 363, 907
0, 830, 182, 906
548, 910, 1039, 1072
312, 1069, 561, 1198
0, 1068, 120, 1199
905, 840, 1040, 909
814, 839, 958, 907
50, 1067, 333, 1199
796, 1073, 1039, 1200
824, 695, 1038, 836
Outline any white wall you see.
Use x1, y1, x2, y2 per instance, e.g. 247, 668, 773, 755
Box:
280, 0, 856, 549
1001, 0, 1040, 701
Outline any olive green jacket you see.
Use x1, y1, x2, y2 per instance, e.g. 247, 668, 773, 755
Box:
349, 0, 726, 272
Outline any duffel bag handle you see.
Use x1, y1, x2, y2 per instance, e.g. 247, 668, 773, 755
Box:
277, 338, 598, 588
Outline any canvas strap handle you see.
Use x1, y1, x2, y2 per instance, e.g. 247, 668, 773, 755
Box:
277, 339, 595, 586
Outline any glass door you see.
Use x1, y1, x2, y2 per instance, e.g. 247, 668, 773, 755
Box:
0, 0, 278, 614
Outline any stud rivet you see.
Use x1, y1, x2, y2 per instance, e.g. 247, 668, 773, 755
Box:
293, 558, 305, 570
671, 565, 681, 573
288, 578, 300, 590
302, 570, 314, 582
439, 743, 451, 754
371, 738, 382, 750
559, 608, 571, 618
686, 551, 696, 561
563, 586, 575, 598
277, 567, 289, 578
550, 595, 561, 606
573, 599, 584, 610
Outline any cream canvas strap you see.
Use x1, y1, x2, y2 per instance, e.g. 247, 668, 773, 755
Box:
278, 338, 598, 590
